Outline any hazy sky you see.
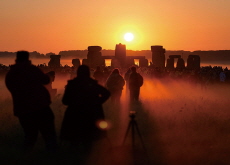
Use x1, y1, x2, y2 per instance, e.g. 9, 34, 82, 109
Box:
1, 0, 230, 54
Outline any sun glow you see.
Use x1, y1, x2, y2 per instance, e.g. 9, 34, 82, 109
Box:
124, 33, 134, 42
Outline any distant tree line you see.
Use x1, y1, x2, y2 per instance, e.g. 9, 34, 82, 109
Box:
0, 51, 47, 59
1, 50, 230, 62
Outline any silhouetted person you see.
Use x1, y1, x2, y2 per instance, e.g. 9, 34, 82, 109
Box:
93, 66, 104, 85
60, 65, 110, 153
5, 51, 57, 153
70, 66, 77, 80
105, 68, 125, 104
102, 67, 111, 85
45, 71, 57, 99
124, 67, 132, 92
219, 69, 226, 83
129, 66, 143, 102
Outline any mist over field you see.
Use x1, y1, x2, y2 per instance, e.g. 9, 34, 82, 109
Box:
1, 63, 230, 165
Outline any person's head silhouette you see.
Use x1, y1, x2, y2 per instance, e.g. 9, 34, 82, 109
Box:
131, 66, 136, 72
77, 65, 90, 78
15, 51, 30, 64
112, 68, 119, 74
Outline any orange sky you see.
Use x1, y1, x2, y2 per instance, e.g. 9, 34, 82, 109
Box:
1, 0, 230, 54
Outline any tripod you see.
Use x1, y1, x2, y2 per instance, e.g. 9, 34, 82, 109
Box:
122, 111, 146, 149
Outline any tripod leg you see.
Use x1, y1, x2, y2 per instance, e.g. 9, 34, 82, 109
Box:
131, 121, 135, 148
133, 121, 146, 150
122, 121, 132, 145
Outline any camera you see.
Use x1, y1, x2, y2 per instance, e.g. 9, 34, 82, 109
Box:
129, 110, 137, 119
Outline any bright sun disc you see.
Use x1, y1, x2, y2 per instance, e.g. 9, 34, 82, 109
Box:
124, 33, 134, 42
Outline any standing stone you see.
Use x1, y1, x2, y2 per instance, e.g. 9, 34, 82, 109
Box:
151, 46, 165, 68
48, 55, 61, 67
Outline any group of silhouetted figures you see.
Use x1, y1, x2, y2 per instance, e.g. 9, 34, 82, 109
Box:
92, 66, 143, 104
4, 51, 144, 158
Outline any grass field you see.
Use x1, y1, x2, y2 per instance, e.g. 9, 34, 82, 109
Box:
1, 74, 230, 165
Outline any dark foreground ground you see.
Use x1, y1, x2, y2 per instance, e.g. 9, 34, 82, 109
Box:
1, 74, 230, 165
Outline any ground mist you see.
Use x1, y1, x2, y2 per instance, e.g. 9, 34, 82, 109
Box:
1, 73, 230, 165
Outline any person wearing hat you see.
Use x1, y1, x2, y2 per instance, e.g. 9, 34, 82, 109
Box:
5, 51, 57, 153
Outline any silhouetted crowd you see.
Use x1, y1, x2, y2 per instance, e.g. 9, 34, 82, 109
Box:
1, 58, 230, 85
4, 51, 144, 163
2, 51, 230, 159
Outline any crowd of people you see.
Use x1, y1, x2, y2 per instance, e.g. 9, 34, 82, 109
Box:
1, 58, 230, 86
2, 51, 230, 157
3, 51, 144, 163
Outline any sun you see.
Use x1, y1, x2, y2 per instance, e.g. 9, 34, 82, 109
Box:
124, 32, 134, 42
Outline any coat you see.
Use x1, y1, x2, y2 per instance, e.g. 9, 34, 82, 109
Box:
129, 72, 143, 90
60, 77, 110, 142
5, 62, 51, 116
105, 73, 125, 92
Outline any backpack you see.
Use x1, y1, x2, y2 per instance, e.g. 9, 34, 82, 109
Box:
137, 73, 143, 87
129, 72, 143, 88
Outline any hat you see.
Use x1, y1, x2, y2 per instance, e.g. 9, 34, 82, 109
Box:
16, 51, 29, 62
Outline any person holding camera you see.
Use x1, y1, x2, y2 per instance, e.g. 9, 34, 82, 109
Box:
5, 51, 57, 153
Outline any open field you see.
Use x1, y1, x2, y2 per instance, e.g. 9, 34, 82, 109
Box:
1, 73, 230, 165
